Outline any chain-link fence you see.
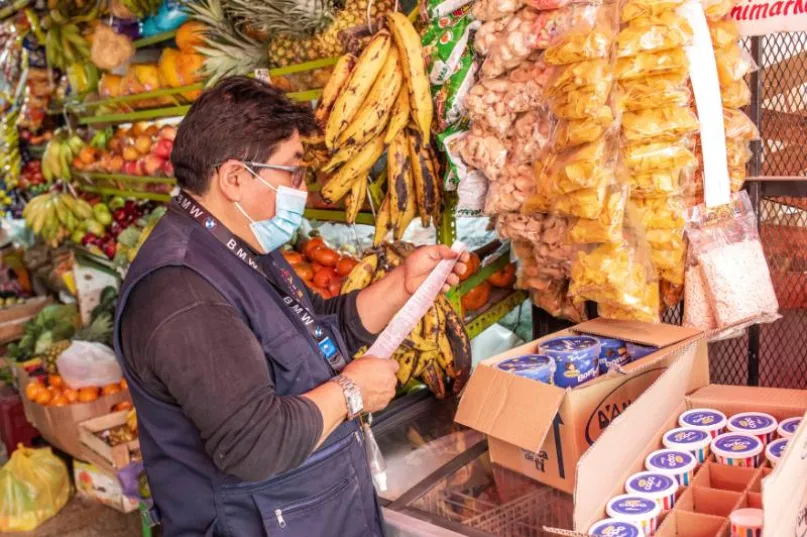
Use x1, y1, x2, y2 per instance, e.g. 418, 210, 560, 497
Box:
706, 33, 807, 388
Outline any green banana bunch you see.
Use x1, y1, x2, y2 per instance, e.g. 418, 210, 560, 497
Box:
0, 110, 21, 188
45, 20, 90, 69
23, 191, 97, 247
41, 131, 85, 182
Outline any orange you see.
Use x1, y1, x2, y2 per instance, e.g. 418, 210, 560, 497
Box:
102, 383, 122, 396
50, 395, 69, 407
175, 21, 206, 53
78, 387, 100, 403
63, 388, 78, 403
48, 374, 64, 389
25, 381, 44, 401
34, 389, 53, 406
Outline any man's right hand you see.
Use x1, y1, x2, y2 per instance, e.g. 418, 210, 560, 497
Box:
342, 357, 399, 413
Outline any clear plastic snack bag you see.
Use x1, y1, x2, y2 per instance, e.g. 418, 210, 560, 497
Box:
616, 11, 693, 57
472, 0, 524, 21
483, 163, 536, 214
721, 79, 751, 108
568, 184, 628, 244
547, 81, 613, 120
709, 19, 740, 50
621, 106, 700, 143
554, 106, 616, 150
715, 45, 757, 87
531, 279, 586, 323
621, 0, 685, 22
623, 139, 697, 173
510, 109, 553, 165
616, 48, 689, 81
685, 191, 780, 328
615, 73, 691, 112
457, 123, 511, 180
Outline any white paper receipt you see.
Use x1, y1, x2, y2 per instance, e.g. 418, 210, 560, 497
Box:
366, 241, 467, 359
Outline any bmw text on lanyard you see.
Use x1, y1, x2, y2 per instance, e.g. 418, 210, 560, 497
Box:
173, 191, 347, 373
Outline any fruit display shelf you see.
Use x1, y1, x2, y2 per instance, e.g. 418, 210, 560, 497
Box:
133, 30, 178, 49
465, 290, 529, 340
73, 183, 172, 203
73, 171, 177, 186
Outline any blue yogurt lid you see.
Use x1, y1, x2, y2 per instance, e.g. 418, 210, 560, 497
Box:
780, 417, 802, 435
729, 413, 777, 433
496, 355, 555, 383
540, 335, 600, 354
646, 449, 696, 472
607, 495, 659, 517
589, 518, 644, 537
680, 409, 727, 430
664, 428, 711, 446
767, 438, 788, 459
626, 472, 677, 495
713, 434, 763, 455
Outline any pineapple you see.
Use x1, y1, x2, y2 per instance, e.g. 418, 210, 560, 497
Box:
42, 340, 72, 374
74, 313, 114, 346
184, 0, 271, 86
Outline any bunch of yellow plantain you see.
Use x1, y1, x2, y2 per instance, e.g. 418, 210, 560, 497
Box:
315, 13, 435, 229
342, 242, 471, 399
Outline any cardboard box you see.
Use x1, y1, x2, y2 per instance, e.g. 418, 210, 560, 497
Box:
565, 338, 807, 536
74, 459, 139, 514
78, 410, 139, 469
455, 319, 706, 493
17, 367, 131, 459
0, 297, 53, 344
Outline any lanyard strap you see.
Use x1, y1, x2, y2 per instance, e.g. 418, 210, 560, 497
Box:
172, 191, 347, 373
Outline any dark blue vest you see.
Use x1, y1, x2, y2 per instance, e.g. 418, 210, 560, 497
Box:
113, 208, 384, 537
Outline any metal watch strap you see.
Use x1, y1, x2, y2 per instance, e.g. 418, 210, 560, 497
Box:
330, 375, 363, 420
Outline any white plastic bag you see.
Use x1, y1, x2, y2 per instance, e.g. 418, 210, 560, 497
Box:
56, 342, 122, 389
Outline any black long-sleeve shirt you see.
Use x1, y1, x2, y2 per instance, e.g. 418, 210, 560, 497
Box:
119, 265, 375, 482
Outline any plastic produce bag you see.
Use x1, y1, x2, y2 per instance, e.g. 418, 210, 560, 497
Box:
510, 110, 553, 164
709, 19, 739, 49
724, 108, 760, 141
616, 11, 693, 57
472, 0, 523, 21
544, 27, 615, 65
703, 0, 734, 20
628, 169, 684, 198
527, 158, 611, 220
569, 185, 628, 244
544, 137, 617, 194
547, 81, 613, 120
484, 169, 534, 214
457, 123, 510, 180
621, 106, 699, 143
0, 446, 71, 531
546, 59, 613, 95
616, 73, 691, 112
57, 341, 123, 389
616, 48, 688, 81
685, 191, 779, 328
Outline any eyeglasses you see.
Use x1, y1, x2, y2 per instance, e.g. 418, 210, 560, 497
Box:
244, 161, 307, 189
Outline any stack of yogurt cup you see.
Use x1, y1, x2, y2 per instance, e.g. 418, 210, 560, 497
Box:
588, 412, 802, 535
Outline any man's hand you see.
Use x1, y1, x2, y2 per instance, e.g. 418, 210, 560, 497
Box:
403, 245, 470, 296
342, 357, 399, 413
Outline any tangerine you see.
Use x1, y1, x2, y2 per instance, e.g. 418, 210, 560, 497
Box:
34, 389, 53, 406
50, 395, 69, 407
102, 383, 122, 396
63, 388, 78, 403
49, 374, 64, 389
78, 387, 100, 403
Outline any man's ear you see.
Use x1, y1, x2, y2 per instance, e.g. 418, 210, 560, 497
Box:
216, 160, 245, 202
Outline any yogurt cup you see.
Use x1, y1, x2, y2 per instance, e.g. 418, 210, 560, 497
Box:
765, 438, 788, 467
645, 449, 697, 488
729, 508, 763, 537
626, 342, 655, 362
777, 417, 801, 439
663, 427, 712, 465
678, 408, 728, 438
539, 336, 601, 388
589, 518, 645, 537
625, 471, 678, 512
712, 433, 764, 468
728, 412, 778, 446
495, 355, 556, 384
605, 494, 661, 536
595, 337, 629, 374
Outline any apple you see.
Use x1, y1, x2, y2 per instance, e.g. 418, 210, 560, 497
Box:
135, 135, 153, 155
162, 159, 175, 177
123, 160, 139, 176
158, 125, 177, 141
143, 154, 165, 176
109, 221, 122, 238
152, 138, 173, 159
71, 230, 86, 244
113, 208, 128, 223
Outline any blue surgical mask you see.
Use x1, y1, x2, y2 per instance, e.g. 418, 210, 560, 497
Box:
235, 165, 307, 254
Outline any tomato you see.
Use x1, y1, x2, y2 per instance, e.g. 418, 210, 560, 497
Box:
292, 262, 314, 282
458, 253, 480, 282
311, 261, 325, 273
328, 279, 342, 297
313, 267, 339, 288
282, 250, 305, 265
112, 401, 133, 412
313, 286, 332, 299
461, 281, 491, 311
336, 256, 359, 276
487, 263, 516, 288
303, 237, 325, 259
312, 247, 339, 267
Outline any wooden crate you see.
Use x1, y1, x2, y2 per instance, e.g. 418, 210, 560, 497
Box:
0, 297, 54, 344
78, 410, 139, 469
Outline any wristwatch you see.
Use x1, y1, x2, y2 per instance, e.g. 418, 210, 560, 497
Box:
330, 375, 364, 420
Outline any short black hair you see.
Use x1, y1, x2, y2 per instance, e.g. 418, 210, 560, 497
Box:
171, 76, 318, 195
